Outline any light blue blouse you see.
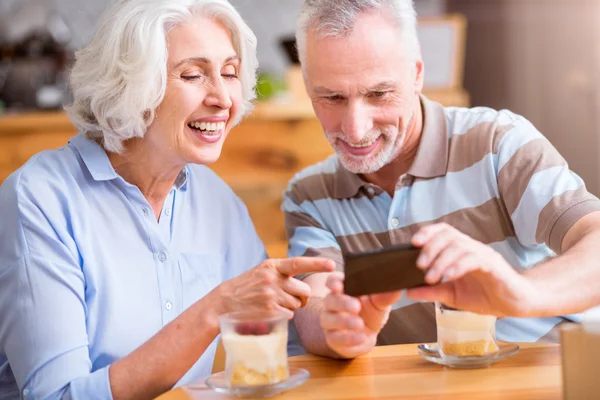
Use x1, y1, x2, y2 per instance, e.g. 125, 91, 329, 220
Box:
0, 133, 268, 399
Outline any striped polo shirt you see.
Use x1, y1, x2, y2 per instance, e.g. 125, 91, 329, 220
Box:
283, 96, 600, 345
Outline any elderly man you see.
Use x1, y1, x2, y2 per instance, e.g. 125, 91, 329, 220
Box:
285, 0, 600, 359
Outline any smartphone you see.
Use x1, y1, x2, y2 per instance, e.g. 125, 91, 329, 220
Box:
343, 243, 427, 297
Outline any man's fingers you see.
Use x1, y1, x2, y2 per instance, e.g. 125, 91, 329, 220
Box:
368, 290, 403, 310
425, 245, 468, 283
416, 229, 456, 271
324, 293, 361, 314
406, 283, 455, 305
320, 310, 364, 331
274, 257, 336, 277
325, 330, 367, 348
325, 272, 345, 294
442, 254, 483, 281
411, 223, 451, 247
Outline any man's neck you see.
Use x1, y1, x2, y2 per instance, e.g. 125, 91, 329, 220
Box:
362, 96, 424, 196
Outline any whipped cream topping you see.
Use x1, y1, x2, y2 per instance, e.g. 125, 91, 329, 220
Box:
436, 307, 496, 344
222, 330, 288, 373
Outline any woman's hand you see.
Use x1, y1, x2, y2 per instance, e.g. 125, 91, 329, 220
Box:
216, 257, 336, 318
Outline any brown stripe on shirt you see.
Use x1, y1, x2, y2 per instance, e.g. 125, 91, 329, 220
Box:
390, 197, 515, 247
286, 171, 383, 205
498, 138, 567, 216
286, 173, 336, 205
411, 197, 515, 244
300, 246, 343, 264
295, 196, 516, 281
284, 211, 326, 240
336, 230, 393, 255
377, 302, 437, 345
330, 197, 515, 262
447, 122, 514, 173
296, 247, 345, 280
536, 187, 600, 252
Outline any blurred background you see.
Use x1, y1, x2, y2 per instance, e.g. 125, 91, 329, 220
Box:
1, 0, 599, 258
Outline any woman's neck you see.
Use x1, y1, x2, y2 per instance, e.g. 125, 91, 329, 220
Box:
107, 138, 184, 220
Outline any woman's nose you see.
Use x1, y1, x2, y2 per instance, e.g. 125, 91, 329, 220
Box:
204, 79, 233, 109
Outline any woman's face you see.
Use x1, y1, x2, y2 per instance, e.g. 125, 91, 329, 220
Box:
145, 15, 243, 166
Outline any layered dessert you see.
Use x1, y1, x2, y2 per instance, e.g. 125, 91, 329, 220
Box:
436, 306, 498, 357
222, 323, 289, 386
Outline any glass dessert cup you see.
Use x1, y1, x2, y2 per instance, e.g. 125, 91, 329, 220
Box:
219, 310, 290, 387
435, 302, 499, 358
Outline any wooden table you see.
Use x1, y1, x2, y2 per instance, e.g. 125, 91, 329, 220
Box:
157, 343, 562, 400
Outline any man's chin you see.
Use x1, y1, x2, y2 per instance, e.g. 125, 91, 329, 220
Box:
338, 155, 385, 175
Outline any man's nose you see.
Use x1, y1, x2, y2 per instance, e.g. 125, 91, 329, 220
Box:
340, 100, 373, 143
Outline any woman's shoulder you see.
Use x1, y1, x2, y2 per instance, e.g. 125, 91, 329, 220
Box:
1, 144, 81, 197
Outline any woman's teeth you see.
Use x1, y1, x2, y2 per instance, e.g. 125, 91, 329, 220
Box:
188, 121, 225, 134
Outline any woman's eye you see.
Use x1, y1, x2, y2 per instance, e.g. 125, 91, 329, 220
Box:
181, 75, 202, 81
222, 65, 238, 79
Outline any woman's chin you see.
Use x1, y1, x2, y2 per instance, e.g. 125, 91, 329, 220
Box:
186, 149, 223, 165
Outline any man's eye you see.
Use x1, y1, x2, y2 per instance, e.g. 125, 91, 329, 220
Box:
371, 91, 387, 98
327, 95, 343, 101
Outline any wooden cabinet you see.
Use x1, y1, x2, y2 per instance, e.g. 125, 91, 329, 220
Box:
212, 114, 332, 257
0, 90, 468, 257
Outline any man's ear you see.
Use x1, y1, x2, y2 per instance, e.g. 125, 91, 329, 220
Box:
414, 58, 424, 94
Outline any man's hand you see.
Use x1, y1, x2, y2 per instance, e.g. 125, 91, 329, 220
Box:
406, 223, 540, 317
320, 272, 402, 359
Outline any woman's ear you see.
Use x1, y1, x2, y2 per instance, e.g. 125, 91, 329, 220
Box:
414, 58, 425, 94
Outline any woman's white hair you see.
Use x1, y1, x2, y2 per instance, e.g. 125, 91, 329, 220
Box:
65, 0, 258, 153
295, 0, 419, 64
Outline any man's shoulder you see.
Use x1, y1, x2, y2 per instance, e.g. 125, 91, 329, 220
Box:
443, 104, 543, 157
287, 154, 339, 189
444, 104, 526, 135
284, 154, 340, 206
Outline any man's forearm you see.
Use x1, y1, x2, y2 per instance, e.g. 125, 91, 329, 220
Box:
525, 228, 600, 317
293, 297, 344, 359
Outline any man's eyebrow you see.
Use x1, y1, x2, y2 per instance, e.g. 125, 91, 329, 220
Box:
313, 86, 342, 95
174, 55, 240, 69
367, 81, 397, 92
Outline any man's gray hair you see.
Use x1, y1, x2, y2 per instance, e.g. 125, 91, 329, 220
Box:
65, 0, 258, 153
295, 0, 419, 64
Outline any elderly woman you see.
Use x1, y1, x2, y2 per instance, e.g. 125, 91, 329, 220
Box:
0, 0, 334, 399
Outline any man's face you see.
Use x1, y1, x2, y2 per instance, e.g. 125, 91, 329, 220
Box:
303, 13, 424, 174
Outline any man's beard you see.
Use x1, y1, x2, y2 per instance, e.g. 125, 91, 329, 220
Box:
326, 126, 404, 174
